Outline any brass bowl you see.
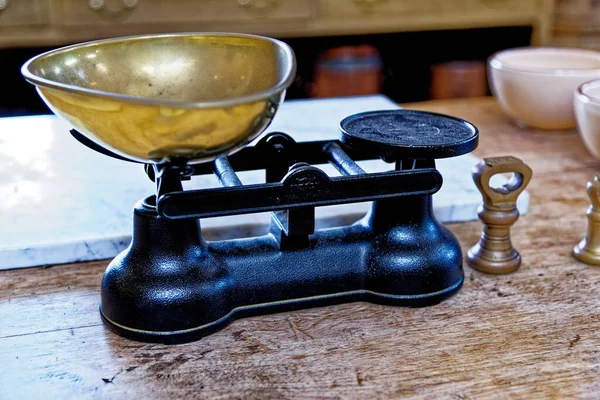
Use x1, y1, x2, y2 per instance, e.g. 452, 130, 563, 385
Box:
21, 33, 296, 164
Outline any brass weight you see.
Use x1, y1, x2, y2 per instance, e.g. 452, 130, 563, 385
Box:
467, 156, 532, 274
573, 176, 600, 265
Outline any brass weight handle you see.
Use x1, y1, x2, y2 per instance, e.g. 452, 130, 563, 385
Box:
473, 156, 532, 210
573, 176, 600, 265
586, 176, 600, 210
467, 156, 532, 274
89, 0, 138, 22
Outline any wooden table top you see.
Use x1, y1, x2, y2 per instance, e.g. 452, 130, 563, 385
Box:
2, 97, 599, 399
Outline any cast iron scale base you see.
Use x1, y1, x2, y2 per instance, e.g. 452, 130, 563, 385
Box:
73, 109, 478, 344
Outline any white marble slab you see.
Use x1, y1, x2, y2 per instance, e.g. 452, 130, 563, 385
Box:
0, 95, 529, 270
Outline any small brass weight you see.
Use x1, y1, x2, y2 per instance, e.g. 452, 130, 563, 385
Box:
573, 176, 600, 265
467, 156, 532, 274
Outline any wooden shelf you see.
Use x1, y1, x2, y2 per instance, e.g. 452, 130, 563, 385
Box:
0, 0, 555, 49
552, 0, 600, 49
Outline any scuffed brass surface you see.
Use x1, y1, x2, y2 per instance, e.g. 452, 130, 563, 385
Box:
573, 176, 600, 265
22, 33, 295, 163
467, 156, 532, 274
38, 88, 273, 161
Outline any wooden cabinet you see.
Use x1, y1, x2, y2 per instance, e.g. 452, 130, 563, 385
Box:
0, 0, 49, 28
476, 0, 541, 11
552, 0, 600, 50
320, 0, 438, 17
59, 0, 313, 27
316, 0, 552, 44
320, 0, 540, 18
0, 0, 554, 49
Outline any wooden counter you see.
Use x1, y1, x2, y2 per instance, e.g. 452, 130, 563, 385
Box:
2, 97, 600, 399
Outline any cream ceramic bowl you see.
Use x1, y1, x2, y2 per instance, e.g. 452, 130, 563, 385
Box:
575, 80, 600, 158
489, 47, 600, 130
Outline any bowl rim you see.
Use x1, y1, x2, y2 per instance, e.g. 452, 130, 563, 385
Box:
576, 79, 600, 105
488, 46, 600, 77
20, 32, 297, 109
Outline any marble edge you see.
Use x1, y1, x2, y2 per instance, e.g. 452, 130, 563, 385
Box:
0, 190, 531, 271
0, 95, 534, 270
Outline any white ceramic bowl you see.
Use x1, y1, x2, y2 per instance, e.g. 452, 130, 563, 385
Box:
575, 80, 600, 158
489, 47, 600, 130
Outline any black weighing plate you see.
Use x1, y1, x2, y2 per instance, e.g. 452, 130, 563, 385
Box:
340, 109, 478, 160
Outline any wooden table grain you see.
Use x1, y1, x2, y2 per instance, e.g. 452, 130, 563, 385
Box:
2, 97, 600, 399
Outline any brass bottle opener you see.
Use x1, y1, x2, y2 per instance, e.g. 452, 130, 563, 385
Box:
573, 176, 600, 265
467, 156, 532, 274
